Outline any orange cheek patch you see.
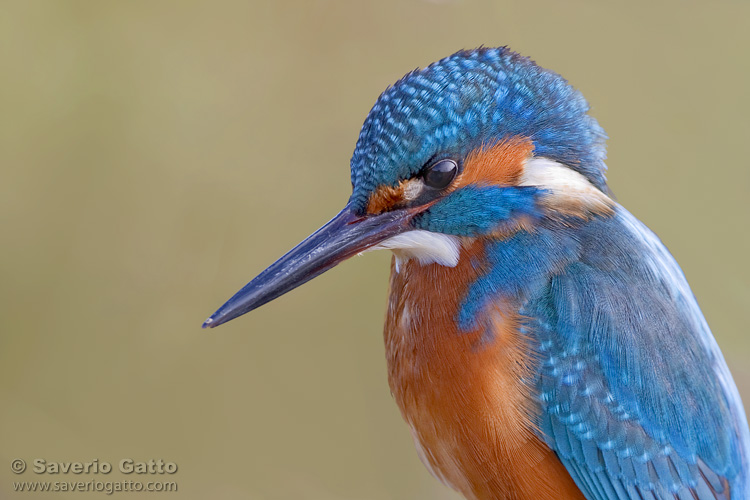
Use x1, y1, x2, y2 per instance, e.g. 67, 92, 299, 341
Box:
367, 178, 425, 214
367, 182, 406, 215
366, 136, 533, 215
455, 136, 534, 189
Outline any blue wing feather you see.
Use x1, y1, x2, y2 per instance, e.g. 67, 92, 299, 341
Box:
520, 208, 750, 499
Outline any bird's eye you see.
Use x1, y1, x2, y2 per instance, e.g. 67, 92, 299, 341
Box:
422, 159, 458, 189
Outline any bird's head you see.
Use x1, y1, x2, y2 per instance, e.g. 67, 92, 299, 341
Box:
204, 47, 613, 328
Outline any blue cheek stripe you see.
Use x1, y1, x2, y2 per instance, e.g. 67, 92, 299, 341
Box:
415, 185, 540, 237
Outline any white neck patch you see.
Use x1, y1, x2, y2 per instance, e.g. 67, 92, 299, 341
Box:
365, 230, 461, 272
520, 157, 614, 217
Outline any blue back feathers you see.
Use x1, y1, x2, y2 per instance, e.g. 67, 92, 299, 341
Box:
462, 208, 750, 499
349, 47, 608, 211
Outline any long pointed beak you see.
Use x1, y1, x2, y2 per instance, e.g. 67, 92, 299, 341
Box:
203, 204, 415, 328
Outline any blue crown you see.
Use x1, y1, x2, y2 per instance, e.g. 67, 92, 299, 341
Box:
349, 47, 608, 210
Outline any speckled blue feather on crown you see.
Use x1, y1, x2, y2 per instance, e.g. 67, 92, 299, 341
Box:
349, 47, 608, 210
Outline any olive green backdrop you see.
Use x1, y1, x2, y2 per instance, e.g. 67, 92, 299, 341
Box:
2, 1, 748, 499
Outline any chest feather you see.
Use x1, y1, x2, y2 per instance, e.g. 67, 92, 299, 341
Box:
383, 241, 584, 500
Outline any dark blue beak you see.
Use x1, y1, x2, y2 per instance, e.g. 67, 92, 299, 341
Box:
202, 203, 415, 328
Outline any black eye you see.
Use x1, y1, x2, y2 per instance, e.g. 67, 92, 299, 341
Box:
422, 159, 457, 189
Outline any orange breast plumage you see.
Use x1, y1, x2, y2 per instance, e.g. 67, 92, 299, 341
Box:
384, 240, 585, 500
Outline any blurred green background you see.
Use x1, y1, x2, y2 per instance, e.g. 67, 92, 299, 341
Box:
1, 1, 748, 498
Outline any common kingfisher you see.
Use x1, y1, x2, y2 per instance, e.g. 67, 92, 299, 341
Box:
203, 47, 750, 499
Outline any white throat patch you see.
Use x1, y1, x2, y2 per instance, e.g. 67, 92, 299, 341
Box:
366, 230, 461, 272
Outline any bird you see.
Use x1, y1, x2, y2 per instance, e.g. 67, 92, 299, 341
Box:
203, 47, 750, 499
